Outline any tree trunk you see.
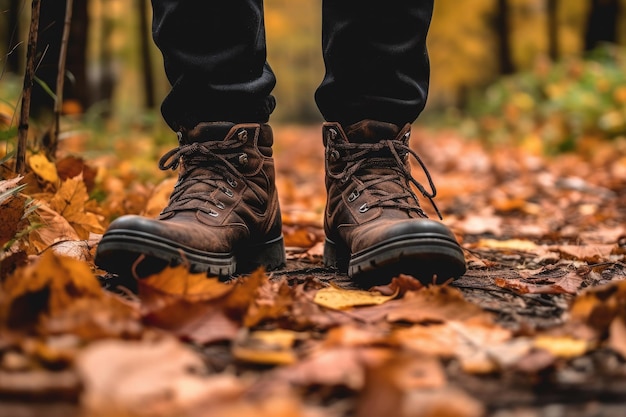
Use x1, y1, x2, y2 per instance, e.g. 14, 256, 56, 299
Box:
138, 0, 156, 109
16, 0, 41, 174
6, 0, 23, 73
585, 0, 620, 51
496, 0, 514, 75
547, 0, 559, 60
31, 0, 89, 117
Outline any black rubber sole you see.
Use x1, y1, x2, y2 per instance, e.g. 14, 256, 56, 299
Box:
324, 233, 466, 287
95, 229, 286, 278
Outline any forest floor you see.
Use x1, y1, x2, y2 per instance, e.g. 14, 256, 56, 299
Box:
1, 124, 626, 417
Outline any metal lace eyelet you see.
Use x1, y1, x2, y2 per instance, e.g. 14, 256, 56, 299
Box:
215, 201, 225, 210
348, 189, 360, 202
227, 177, 238, 188
237, 129, 248, 141
329, 149, 340, 162
358, 203, 369, 213
329, 128, 338, 140
404, 131, 410, 139
208, 209, 219, 217
238, 153, 249, 166
224, 188, 234, 198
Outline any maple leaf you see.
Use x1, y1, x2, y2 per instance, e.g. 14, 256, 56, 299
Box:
29, 202, 81, 254
50, 176, 104, 238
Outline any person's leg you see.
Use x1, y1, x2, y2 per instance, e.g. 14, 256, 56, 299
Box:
152, 0, 276, 130
315, 0, 432, 126
317, 0, 466, 285
95, 0, 285, 277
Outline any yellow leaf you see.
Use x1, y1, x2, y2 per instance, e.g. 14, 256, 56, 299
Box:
232, 329, 299, 365
1, 251, 103, 330
30, 201, 81, 253
534, 336, 589, 359
140, 265, 233, 301
50, 177, 104, 238
29, 154, 59, 183
476, 238, 539, 252
313, 284, 398, 310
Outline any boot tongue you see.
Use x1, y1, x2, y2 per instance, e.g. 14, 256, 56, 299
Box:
344, 120, 401, 144
183, 122, 236, 144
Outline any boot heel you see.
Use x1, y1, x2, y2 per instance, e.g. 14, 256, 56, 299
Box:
237, 236, 286, 273
324, 238, 350, 272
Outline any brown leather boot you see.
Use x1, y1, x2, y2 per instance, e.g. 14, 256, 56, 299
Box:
95, 122, 285, 278
323, 120, 466, 285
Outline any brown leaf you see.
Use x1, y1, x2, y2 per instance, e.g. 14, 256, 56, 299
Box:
0, 369, 80, 400
76, 338, 244, 416
275, 347, 392, 390
494, 269, 583, 295
0, 194, 27, 247
29, 202, 81, 253
50, 176, 104, 238
55, 156, 97, 192
139, 265, 233, 303
354, 354, 485, 417
41, 296, 142, 340
370, 273, 425, 296
609, 316, 626, 359
350, 285, 493, 325
1, 252, 104, 332
244, 278, 294, 327
553, 244, 616, 263
139, 269, 269, 344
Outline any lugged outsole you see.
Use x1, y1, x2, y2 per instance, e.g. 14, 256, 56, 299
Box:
95, 229, 286, 278
324, 234, 466, 287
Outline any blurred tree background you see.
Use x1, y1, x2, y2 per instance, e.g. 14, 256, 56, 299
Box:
1, 0, 625, 141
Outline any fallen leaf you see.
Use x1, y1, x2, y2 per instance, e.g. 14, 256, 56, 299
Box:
29, 202, 81, 253
494, 269, 583, 295
275, 347, 392, 390
50, 176, 104, 238
139, 265, 233, 302
476, 238, 540, 252
553, 244, 616, 263
233, 329, 300, 365
140, 269, 269, 344
0, 369, 80, 400
0, 176, 24, 196
0, 194, 27, 247
608, 316, 626, 359
1, 251, 104, 332
533, 335, 589, 358
29, 154, 59, 183
351, 286, 493, 325
76, 338, 244, 416
314, 283, 399, 310
55, 156, 97, 192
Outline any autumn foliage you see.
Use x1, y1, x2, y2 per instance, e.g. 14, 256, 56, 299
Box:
0, 122, 625, 415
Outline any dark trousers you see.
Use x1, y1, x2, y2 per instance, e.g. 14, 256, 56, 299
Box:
151, 0, 433, 131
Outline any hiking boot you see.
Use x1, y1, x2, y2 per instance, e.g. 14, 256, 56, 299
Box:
95, 122, 285, 278
323, 120, 466, 285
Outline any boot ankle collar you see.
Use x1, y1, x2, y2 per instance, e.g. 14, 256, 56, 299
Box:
179, 122, 272, 146
323, 120, 409, 145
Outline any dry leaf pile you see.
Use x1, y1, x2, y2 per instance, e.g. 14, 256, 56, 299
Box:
0, 126, 625, 416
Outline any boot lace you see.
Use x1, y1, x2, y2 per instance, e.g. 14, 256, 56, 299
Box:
326, 136, 442, 219
157, 134, 262, 216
